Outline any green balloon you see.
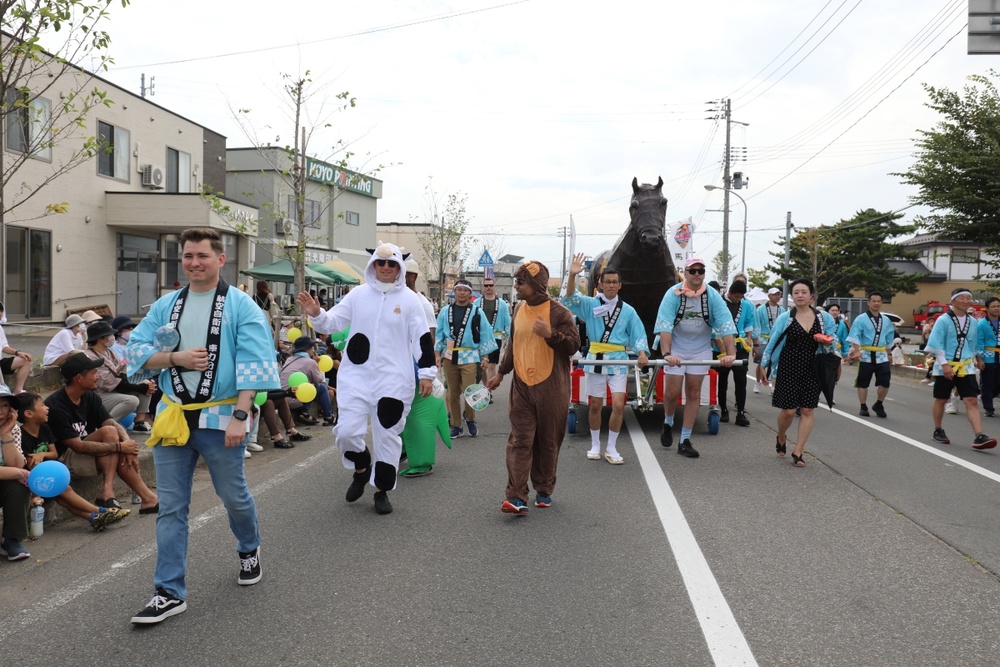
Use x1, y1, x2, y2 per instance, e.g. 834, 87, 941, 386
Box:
330, 325, 350, 342
254, 392, 267, 406
288, 371, 309, 388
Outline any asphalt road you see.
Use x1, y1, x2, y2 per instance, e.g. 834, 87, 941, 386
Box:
2, 364, 1000, 666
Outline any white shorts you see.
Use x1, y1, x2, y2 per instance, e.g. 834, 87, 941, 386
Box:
663, 346, 714, 377
586, 372, 628, 398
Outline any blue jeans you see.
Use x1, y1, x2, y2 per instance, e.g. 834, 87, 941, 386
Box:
151, 428, 259, 600
298, 382, 334, 420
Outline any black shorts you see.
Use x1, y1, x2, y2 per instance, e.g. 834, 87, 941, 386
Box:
855, 361, 891, 389
0, 356, 15, 375
933, 375, 980, 400
486, 339, 502, 364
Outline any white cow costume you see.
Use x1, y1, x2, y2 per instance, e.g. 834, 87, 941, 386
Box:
307, 243, 437, 497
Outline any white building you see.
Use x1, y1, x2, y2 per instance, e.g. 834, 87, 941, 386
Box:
2, 34, 258, 320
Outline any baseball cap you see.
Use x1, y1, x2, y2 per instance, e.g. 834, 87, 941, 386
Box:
684, 257, 706, 268
60, 354, 103, 381
767, 287, 781, 295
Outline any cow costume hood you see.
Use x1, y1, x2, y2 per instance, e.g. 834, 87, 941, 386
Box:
363, 242, 410, 291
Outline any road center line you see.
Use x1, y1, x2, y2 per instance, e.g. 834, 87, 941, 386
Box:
625, 410, 759, 667
829, 408, 1000, 484
0, 446, 336, 643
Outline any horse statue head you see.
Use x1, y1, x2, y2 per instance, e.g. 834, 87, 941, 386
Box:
585, 176, 676, 354
630, 176, 667, 249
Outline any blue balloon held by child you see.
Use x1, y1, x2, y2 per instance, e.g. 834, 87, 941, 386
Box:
28, 460, 71, 498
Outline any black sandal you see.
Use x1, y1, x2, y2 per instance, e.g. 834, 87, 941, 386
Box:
775, 437, 786, 457
791, 453, 805, 467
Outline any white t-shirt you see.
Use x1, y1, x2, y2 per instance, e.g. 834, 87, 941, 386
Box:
44, 328, 84, 365
671, 296, 713, 357
176, 289, 215, 395
417, 293, 436, 330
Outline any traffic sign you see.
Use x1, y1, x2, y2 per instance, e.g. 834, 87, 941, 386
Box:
477, 249, 494, 266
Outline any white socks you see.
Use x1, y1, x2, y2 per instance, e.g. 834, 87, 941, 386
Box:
606, 430, 619, 456
589, 430, 601, 455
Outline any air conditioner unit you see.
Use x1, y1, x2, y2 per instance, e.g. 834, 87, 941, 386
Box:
141, 164, 164, 189
276, 218, 294, 235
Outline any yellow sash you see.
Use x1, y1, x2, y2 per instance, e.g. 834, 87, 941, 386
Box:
986, 347, 1000, 353
860, 345, 886, 352
946, 359, 974, 378
589, 342, 626, 354
147, 394, 238, 447
734, 336, 753, 353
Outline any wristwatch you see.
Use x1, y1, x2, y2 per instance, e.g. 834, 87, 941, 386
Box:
232, 409, 249, 421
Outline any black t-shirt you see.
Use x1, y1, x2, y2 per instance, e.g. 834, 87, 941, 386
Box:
20, 423, 56, 458
44, 388, 112, 457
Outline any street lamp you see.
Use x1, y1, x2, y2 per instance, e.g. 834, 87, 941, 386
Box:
704, 184, 748, 279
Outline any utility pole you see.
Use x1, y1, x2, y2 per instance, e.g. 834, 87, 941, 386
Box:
721, 98, 732, 286
782, 212, 793, 305
140, 74, 155, 98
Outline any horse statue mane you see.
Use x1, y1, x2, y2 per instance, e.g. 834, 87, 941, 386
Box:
587, 176, 678, 354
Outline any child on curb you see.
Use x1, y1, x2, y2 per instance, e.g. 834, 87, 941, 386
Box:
17, 392, 130, 532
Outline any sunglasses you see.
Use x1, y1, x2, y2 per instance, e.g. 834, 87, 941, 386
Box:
483, 284, 495, 288
375, 259, 398, 268
686, 268, 706, 275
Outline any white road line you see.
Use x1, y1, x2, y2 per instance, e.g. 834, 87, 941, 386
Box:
625, 411, 759, 667
0, 447, 336, 642
830, 408, 1000, 484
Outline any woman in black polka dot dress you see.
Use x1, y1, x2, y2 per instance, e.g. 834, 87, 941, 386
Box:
758, 279, 837, 468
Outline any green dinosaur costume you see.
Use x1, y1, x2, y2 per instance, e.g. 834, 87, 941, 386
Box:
399, 389, 452, 476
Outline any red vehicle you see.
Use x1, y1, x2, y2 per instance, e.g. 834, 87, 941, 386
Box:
913, 301, 946, 327
914, 299, 987, 326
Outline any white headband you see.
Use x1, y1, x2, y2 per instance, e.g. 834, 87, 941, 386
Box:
951, 290, 972, 301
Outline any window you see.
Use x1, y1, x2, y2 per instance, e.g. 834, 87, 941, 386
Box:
952, 248, 979, 264
5, 89, 51, 160
346, 211, 360, 226
287, 196, 322, 227
97, 120, 130, 180
166, 147, 192, 193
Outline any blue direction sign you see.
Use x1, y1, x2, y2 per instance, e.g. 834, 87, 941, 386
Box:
477, 249, 494, 266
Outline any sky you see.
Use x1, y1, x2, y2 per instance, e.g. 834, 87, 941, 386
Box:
78, 0, 987, 281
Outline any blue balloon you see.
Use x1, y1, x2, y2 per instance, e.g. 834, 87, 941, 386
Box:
119, 412, 136, 430
28, 460, 70, 498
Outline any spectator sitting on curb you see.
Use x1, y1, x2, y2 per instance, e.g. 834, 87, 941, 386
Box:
110, 315, 139, 361
44, 354, 159, 513
84, 320, 156, 432
43, 314, 88, 366
257, 394, 312, 449
280, 337, 336, 427
0, 301, 33, 393
0, 384, 31, 561
18, 391, 129, 531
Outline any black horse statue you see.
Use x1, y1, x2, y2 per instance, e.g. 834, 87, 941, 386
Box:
587, 177, 678, 353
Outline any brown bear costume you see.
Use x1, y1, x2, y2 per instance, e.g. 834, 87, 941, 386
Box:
496, 260, 581, 510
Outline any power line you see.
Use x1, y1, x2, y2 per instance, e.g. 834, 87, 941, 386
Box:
111, 0, 533, 70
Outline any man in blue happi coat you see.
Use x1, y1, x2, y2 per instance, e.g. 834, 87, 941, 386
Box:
846, 291, 896, 418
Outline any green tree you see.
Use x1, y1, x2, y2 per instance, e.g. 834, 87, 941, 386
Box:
209, 70, 383, 298
710, 250, 734, 284
417, 180, 472, 306
765, 209, 919, 303
745, 267, 778, 290
893, 70, 1000, 281
1, 0, 129, 225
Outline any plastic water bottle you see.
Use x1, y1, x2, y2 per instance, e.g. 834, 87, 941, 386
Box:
154, 322, 180, 351
29, 502, 44, 538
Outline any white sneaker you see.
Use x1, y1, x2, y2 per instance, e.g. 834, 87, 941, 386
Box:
945, 400, 958, 415
753, 381, 761, 394
244, 449, 252, 459
246, 442, 264, 452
